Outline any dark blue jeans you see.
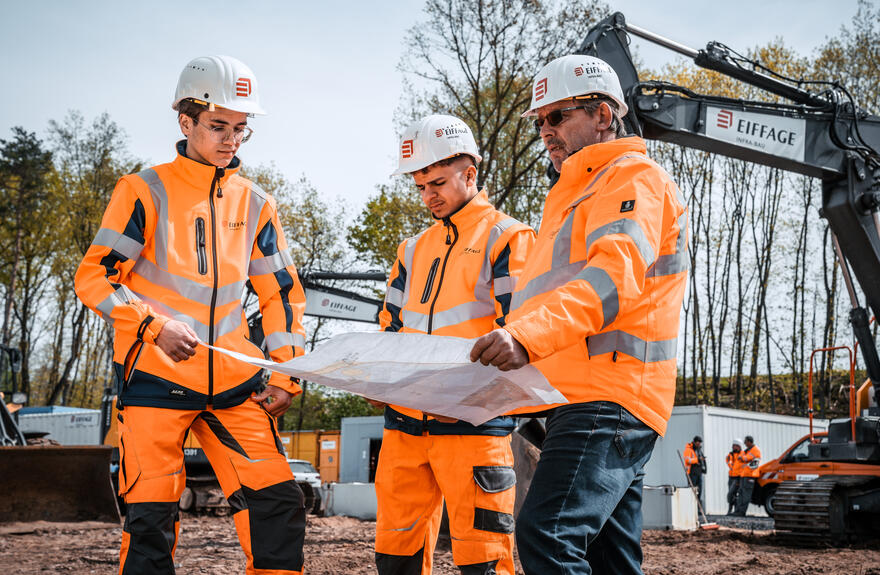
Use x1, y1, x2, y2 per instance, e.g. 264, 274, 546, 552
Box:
516, 402, 659, 575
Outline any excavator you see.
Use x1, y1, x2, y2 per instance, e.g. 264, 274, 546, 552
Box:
579, 12, 880, 540
0, 343, 120, 523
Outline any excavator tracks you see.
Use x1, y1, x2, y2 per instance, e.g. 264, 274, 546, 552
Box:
772, 479, 844, 542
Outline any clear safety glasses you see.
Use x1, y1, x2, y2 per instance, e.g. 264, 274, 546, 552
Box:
194, 119, 254, 144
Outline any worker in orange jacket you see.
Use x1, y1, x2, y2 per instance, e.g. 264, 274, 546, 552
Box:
726, 439, 745, 514
470, 55, 688, 574
75, 56, 307, 575
733, 435, 762, 516
683, 435, 706, 503
373, 114, 535, 575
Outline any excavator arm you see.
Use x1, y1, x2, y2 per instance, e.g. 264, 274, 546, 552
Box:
579, 12, 880, 415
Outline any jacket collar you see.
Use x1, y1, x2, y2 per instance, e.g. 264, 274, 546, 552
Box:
555, 136, 647, 191
172, 140, 241, 189
441, 188, 494, 228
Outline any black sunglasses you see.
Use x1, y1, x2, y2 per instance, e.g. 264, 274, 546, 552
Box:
532, 104, 595, 134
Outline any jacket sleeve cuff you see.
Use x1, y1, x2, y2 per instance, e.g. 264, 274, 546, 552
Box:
502, 324, 539, 363
144, 315, 169, 344
268, 372, 302, 396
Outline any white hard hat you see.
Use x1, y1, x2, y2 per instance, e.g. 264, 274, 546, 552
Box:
733, 438, 744, 449
172, 55, 266, 116
522, 55, 628, 118
392, 114, 482, 176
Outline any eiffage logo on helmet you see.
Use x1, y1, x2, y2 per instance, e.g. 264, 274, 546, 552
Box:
401, 139, 414, 158
534, 78, 548, 101
235, 78, 252, 97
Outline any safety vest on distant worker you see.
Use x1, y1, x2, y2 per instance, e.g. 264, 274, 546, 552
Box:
503, 137, 688, 435
726, 452, 744, 477
738, 445, 762, 478
75, 141, 306, 409
683, 442, 700, 474
379, 189, 535, 425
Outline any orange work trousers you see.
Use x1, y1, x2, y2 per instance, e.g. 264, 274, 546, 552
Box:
116, 400, 305, 574
375, 429, 516, 574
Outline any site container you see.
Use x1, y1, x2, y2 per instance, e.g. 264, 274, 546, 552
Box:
16, 406, 102, 445
318, 431, 341, 483
339, 416, 384, 483
643, 405, 830, 515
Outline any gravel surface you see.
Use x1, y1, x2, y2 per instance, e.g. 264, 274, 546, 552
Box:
2, 514, 879, 574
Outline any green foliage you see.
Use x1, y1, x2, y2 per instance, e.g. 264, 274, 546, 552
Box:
279, 385, 382, 431
348, 178, 432, 270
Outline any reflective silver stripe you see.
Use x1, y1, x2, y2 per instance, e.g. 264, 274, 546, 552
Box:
493, 276, 517, 296
567, 153, 646, 209
132, 289, 243, 342
476, 218, 520, 303
246, 184, 270, 262
136, 169, 169, 270
132, 258, 245, 308
385, 286, 405, 308
402, 300, 496, 332
263, 331, 306, 352
573, 267, 619, 328
96, 285, 140, 325
510, 261, 584, 310
647, 212, 689, 278
92, 228, 144, 261
585, 218, 656, 268
587, 330, 678, 363
388, 517, 420, 532
554, 211, 577, 267
249, 249, 295, 276
401, 231, 424, 308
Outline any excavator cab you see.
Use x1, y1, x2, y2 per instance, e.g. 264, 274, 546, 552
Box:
0, 344, 120, 524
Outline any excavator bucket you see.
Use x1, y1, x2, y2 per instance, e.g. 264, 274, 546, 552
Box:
0, 445, 120, 523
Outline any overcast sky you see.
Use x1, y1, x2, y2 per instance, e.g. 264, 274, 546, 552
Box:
0, 0, 865, 215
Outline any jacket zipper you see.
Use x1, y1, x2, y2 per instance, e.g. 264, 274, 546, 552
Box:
420, 258, 441, 304
427, 218, 458, 334
195, 217, 208, 275
207, 168, 224, 405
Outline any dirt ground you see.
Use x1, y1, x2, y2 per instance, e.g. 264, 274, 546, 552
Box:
2, 514, 879, 574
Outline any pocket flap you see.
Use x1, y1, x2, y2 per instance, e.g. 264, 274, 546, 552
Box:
473, 465, 516, 493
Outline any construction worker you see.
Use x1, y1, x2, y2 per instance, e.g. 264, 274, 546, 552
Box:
683, 435, 706, 503
726, 439, 745, 514
470, 54, 688, 574
75, 55, 307, 574
734, 435, 762, 516
373, 114, 535, 575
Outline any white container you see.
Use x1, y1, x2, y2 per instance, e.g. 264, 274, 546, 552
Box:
324, 482, 377, 519
642, 485, 697, 530
16, 406, 102, 445
643, 405, 829, 515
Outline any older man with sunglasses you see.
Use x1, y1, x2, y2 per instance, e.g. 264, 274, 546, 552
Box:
470, 55, 689, 574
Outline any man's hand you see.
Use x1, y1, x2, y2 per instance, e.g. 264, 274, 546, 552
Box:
251, 385, 293, 417
366, 399, 387, 410
470, 329, 529, 371
155, 320, 199, 362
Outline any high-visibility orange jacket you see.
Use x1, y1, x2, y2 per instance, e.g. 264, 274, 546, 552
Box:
683, 442, 699, 473
75, 141, 306, 409
379, 189, 535, 422
503, 137, 687, 435
738, 445, 762, 478
726, 452, 744, 477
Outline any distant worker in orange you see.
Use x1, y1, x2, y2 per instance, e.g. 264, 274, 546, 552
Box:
683, 435, 706, 502
470, 54, 688, 574
372, 115, 535, 575
75, 55, 308, 574
726, 438, 745, 515
733, 435, 762, 516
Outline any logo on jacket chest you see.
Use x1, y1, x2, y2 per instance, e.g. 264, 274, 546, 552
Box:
462, 247, 481, 255
222, 219, 247, 231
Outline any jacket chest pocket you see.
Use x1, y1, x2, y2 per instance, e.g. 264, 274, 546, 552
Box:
420, 257, 441, 304
195, 217, 208, 275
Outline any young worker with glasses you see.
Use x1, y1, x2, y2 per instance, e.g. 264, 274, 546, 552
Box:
75, 55, 308, 575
